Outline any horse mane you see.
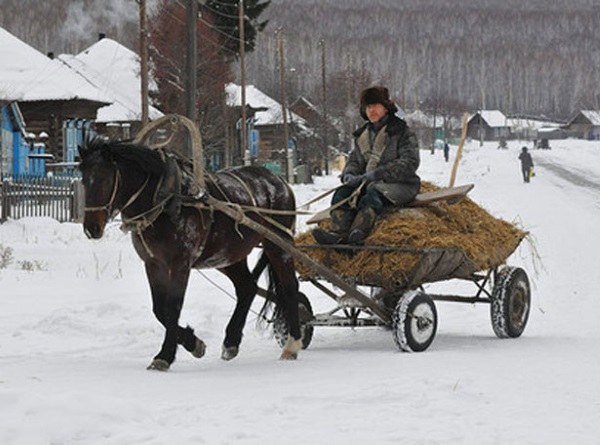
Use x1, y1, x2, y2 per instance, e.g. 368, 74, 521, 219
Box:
80, 137, 167, 177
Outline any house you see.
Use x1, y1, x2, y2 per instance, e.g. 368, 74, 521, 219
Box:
289, 96, 342, 172
467, 110, 510, 141
0, 27, 111, 164
564, 111, 600, 140
225, 83, 312, 173
507, 116, 564, 141
58, 35, 163, 141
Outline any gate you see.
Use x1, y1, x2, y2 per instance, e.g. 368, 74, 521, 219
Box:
0, 175, 84, 223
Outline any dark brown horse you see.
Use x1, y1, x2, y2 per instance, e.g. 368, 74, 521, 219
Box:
78, 138, 302, 370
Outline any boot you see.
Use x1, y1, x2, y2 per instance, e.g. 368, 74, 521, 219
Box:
312, 209, 354, 245
347, 207, 377, 245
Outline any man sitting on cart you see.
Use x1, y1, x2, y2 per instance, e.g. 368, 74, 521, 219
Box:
313, 86, 421, 245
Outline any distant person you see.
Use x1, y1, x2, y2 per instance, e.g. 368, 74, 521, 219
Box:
312, 86, 421, 245
518, 146, 534, 183
443, 142, 450, 162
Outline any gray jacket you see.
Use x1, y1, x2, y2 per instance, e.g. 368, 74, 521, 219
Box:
343, 114, 421, 205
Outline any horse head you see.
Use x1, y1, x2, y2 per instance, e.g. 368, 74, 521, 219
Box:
78, 138, 166, 239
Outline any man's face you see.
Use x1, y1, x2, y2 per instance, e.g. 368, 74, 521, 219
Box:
366, 103, 388, 123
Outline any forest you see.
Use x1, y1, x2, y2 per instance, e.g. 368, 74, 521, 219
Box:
2, 0, 600, 120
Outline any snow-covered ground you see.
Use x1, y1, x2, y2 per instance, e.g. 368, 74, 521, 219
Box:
1, 138, 600, 444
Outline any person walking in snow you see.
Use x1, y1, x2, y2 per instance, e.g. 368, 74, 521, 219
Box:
443, 142, 450, 162
518, 146, 534, 183
312, 86, 421, 245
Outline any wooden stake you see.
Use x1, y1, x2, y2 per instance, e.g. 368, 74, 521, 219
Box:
449, 112, 469, 188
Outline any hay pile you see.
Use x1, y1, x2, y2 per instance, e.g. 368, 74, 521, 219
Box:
295, 182, 527, 288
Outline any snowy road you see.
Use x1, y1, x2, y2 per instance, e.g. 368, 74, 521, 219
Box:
536, 156, 600, 192
2, 139, 600, 444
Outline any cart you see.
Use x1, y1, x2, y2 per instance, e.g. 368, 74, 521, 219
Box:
203, 185, 530, 354
271, 243, 531, 353
266, 185, 530, 353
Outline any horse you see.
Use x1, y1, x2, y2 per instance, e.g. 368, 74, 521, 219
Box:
78, 138, 303, 370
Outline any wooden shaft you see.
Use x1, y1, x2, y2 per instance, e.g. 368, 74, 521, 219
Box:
205, 195, 391, 323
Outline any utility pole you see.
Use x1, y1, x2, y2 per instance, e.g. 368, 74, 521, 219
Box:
277, 29, 292, 183
138, 0, 149, 126
319, 39, 329, 175
184, 0, 198, 159
239, 0, 249, 166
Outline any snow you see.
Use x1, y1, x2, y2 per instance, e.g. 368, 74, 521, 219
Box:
58, 38, 163, 123
471, 110, 508, 128
2, 138, 600, 444
0, 27, 110, 104
226, 83, 307, 128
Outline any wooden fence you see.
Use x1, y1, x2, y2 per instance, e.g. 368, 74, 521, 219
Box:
0, 176, 84, 223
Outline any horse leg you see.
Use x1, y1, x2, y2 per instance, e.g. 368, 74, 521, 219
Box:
144, 261, 200, 371
263, 243, 303, 360
219, 260, 257, 361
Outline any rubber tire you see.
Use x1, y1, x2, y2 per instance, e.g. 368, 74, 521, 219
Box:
491, 266, 531, 338
392, 290, 438, 352
273, 292, 314, 350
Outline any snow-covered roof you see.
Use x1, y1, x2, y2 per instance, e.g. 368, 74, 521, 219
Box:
471, 110, 508, 128
404, 109, 443, 128
0, 26, 111, 104
225, 83, 307, 129
507, 117, 561, 130
570, 110, 600, 126
59, 38, 163, 123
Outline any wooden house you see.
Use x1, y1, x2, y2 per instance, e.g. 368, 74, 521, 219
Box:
467, 110, 510, 141
289, 96, 342, 172
564, 111, 600, 140
226, 84, 313, 173
58, 35, 163, 143
0, 27, 111, 164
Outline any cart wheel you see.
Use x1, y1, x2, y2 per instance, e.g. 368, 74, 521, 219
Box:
392, 290, 438, 352
491, 266, 531, 338
273, 292, 314, 350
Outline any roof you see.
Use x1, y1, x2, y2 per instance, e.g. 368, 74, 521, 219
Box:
567, 110, 600, 126
0, 26, 111, 104
470, 110, 507, 128
225, 83, 307, 129
507, 117, 561, 130
58, 38, 163, 123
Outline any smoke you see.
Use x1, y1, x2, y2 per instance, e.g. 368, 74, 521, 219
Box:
59, 0, 139, 51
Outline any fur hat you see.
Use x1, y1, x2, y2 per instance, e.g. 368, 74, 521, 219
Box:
360, 86, 398, 120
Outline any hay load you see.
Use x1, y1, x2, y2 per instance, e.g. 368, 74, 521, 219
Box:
295, 182, 527, 290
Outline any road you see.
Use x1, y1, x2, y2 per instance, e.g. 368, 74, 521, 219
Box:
535, 156, 600, 192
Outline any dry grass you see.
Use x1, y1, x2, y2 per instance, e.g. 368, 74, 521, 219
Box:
295, 182, 527, 287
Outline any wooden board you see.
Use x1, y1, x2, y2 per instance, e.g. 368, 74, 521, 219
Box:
306, 183, 474, 225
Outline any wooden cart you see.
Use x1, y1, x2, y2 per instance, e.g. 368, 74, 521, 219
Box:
271, 243, 531, 353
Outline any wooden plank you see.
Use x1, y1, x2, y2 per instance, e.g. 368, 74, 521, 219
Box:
411, 183, 474, 206
306, 183, 474, 225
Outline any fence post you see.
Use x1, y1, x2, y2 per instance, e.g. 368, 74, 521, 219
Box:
71, 180, 85, 222
1, 180, 8, 222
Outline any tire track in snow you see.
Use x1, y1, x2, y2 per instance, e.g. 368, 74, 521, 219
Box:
536, 157, 600, 193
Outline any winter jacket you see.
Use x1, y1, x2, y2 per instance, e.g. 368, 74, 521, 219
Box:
343, 114, 421, 205
519, 152, 534, 170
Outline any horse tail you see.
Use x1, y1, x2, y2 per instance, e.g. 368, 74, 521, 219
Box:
252, 252, 283, 328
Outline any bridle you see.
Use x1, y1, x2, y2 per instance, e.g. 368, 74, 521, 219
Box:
84, 163, 150, 219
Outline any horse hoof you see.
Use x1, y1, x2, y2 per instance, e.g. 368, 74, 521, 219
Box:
221, 345, 239, 361
279, 350, 298, 360
279, 336, 302, 360
191, 339, 206, 358
146, 358, 170, 371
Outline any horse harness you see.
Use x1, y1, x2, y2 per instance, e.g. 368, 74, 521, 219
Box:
86, 150, 302, 259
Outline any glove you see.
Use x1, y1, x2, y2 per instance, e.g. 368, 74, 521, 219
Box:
343, 173, 363, 187
363, 169, 381, 183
